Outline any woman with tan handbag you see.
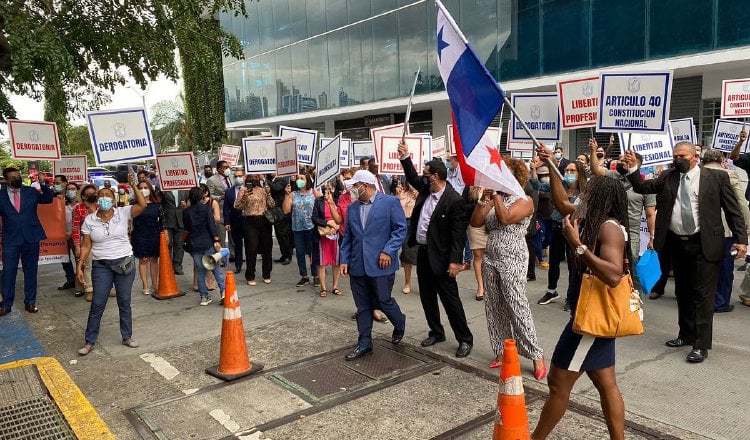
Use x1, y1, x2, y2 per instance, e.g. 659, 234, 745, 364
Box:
532, 150, 632, 440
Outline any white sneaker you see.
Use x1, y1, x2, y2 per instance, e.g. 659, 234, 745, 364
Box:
263, 279, 271, 284
200, 297, 213, 306
247, 280, 257, 286
142, 288, 151, 295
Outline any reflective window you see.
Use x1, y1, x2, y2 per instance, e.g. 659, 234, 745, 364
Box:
308, 38, 330, 110
718, 0, 750, 47
327, 0, 349, 30
327, 31, 351, 108
348, 22, 374, 104
542, 0, 588, 74
591, 0, 645, 67
371, 14, 399, 101
460, 0, 498, 69
258, 0, 275, 52
500, 0, 540, 81
306, 0, 326, 37
398, 1, 428, 96
649, 0, 713, 57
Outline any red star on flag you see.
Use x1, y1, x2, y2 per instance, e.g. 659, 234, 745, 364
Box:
486, 145, 503, 169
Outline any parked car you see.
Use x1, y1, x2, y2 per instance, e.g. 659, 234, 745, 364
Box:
90, 176, 119, 189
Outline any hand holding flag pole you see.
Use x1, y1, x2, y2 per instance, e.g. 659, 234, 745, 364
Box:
402, 66, 422, 140
501, 95, 564, 180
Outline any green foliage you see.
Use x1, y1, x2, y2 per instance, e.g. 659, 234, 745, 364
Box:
150, 96, 190, 151
0, 140, 27, 173
64, 125, 94, 165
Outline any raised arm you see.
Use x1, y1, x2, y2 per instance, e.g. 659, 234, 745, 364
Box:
589, 138, 607, 177
729, 127, 747, 161
492, 194, 534, 225
398, 141, 424, 191
130, 177, 147, 218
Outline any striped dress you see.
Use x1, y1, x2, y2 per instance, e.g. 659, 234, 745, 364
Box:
482, 196, 543, 360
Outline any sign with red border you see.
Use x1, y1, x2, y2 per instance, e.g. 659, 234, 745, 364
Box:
155, 152, 199, 190
379, 135, 422, 176
8, 119, 61, 160
53, 156, 88, 183
370, 123, 405, 162
219, 144, 241, 166
557, 76, 599, 129
721, 78, 750, 119
275, 138, 298, 177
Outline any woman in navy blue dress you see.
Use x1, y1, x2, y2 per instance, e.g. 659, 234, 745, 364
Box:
131, 181, 162, 296
532, 145, 629, 440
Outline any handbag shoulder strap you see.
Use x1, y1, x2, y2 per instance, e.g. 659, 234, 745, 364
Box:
587, 218, 631, 275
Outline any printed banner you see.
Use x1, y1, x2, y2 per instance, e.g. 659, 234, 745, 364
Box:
278, 126, 318, 165
242, 137, 279, 174
275, 138, 298, 177
352, 141, 376, 163
0, 199, 69, 270
598, 71, 673, 133
711, 119, 750, 153
8, 119, 61, 160
53, 156, 88, 183
618, 130, 674, 167
721, 78, 750, 119
155, 152, 199, 190
432, 136, 447, 159
322, 137, 352, 168
219, 144, 241, 167
315, 135, 341, 187
370, 123, 405, 161
379, 136, 423, 176
510, 92, 561, 142
86, 107, 156, 165
669, 118, 696, 145
557, 76, 599, 129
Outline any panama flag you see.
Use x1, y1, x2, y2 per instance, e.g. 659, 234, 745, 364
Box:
436, 1, 524, 196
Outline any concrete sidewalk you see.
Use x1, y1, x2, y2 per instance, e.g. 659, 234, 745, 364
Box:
3, 251, 749, 439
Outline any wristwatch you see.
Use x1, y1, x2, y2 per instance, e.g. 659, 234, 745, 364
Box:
575, 244, 588, 256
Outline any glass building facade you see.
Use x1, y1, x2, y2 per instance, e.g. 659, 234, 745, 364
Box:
221, 0, 750, 124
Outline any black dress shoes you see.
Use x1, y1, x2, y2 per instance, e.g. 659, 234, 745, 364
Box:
274, 257, 285, 263
24, 304, 39, 313
344, 346, 373, 361
392, 331, 404, 345
57, 281, 75, 290
455, 342, 473, 358
420, 336, 446, 347
686, 349, 708, 363
174, 268, 184, 275
0, 308, 10, 317
665, 337, 690, 348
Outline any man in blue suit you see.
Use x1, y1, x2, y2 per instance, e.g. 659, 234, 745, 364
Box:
0, 167, 55, 315
340, 170, 407, 360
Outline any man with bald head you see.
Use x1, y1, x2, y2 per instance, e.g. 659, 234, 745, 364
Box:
622, 142, 747, 363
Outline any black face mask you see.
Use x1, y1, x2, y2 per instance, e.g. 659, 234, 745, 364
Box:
8, 177, 22, 188
421, 175, 431, 188
615, 162, 628, 175
85, 194, 97, 203
596, 153, 605, 159
672, 158, 691, 173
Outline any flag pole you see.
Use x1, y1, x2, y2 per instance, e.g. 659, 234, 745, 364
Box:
402, 66, 422, 140
495, 105, 503, 148
502, 95, 564, 180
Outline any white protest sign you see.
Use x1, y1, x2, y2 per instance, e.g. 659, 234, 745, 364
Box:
219, 144, 241, 167
411, 132, 433, 163
8, 119, 61, 160
597, 71, 672, 133
447, 124, 456, 155
275, 138, 298, 177
322, 137, 352, 168
557, 76, 599, 129
721, 78, 750, 119
278, 126, 318, 165
370, 123, 405, 162
510, 92, 561, 142
711, 119, 750, 152
379, 136, 422, 176
53, 156, 87, 183
242, 137, 279, 174
506, 120, 534, 151
315, 135, 341, 187
352, 141, 376, 164
618, 130, 674, 167
669, 118, 696, 145
639, 214, 649, 257
155, 152, 199, 190
86, 108, 156, 165
432, 136, 447, 159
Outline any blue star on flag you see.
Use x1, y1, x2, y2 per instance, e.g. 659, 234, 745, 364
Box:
437, 27, 449, 61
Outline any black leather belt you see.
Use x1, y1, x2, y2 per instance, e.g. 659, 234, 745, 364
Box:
671, 231, 700, 241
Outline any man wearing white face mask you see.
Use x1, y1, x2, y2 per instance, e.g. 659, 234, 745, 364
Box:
207, 160, 232, 249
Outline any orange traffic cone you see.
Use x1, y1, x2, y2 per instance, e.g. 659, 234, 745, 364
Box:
152, 230, 186, 300
493, 339, 531, 440
206, 271, 263, 381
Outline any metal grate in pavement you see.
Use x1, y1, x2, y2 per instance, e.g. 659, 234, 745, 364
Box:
0, 365, 46, 405
275, 358, 371, 400
0, 397, 76, 440
345, 347, 423, 379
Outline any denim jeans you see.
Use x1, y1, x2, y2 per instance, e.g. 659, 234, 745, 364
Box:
84, 259, 136, 345
293, 228, 319, 277
192, 249, 226, 299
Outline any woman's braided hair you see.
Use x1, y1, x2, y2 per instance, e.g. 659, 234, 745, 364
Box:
578, 175, 631, 264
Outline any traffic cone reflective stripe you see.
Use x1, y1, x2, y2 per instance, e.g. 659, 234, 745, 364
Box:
206, 271, 263, 381
493, 339, 530, 440
153, 230, 185, 300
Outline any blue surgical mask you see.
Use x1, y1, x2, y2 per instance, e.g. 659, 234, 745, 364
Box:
296, 179, 306, 189
97, 197, 113, 211
563, 173, 577, 186
66, 190, 77, 200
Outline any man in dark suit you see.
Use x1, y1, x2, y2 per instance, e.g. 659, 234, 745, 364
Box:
0, 167, 55, 315
340, 170, 407, 360
398, 142, 473, 357
623, 143, 747, 363
223, 174, 247, 273
161, 188, 189, 275
270, 175, 293, 264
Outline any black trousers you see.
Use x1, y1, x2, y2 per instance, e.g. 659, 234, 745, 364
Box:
274, 214, 294, 260
166, 227, 184, 270
652, 242, 673, 295
416, 246, 473, 344
668, 232, 720, 350
244, 215, 273, 280
229, 220, 246, 272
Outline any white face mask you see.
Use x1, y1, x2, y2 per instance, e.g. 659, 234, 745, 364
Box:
223, 168, 231, 177
140, 188, 150, 197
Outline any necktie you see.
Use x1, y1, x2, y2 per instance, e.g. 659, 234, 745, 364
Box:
679, 174, 696, 233
12, 190, 20, 213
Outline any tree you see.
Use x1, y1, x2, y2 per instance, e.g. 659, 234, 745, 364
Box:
150, 96, 190, 150
64, 125, 94, 165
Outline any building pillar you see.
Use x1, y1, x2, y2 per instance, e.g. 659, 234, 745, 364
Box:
432, 102, 451, 137
324, 119, 335, 137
